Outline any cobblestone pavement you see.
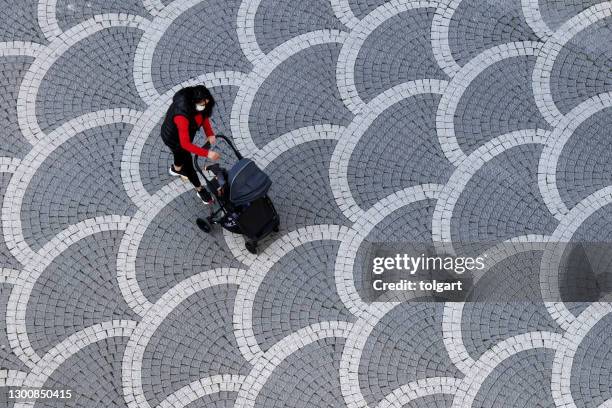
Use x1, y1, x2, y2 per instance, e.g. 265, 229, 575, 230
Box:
1, 0, 611, 407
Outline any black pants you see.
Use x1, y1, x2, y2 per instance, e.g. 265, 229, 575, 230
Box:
165, 143, 212, 202
170, 147, 201, 187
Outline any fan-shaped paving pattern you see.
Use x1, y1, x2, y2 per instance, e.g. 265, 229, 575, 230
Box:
135, 193, 242, 303
353, 8, 446, 102
348, 95, 451, 208
266, 139, 351, 231
254, 0, 346, 54
359, 303, 462, 406
454, 57, 549, 154
151, 0, 250, 94
550, 16, 612, 115
569, 203, 612, 242
55, 0, 150, 31
249, 43, 353, 147
0, 0, 45, 43
36, 337, 130, 408
556, 108, 612, 209
0, 57, 35, 159
253, 338, 347, 408
466, 251, 546, 301
448, 0, 538, 66
450, 144, 557, 243
538, 0, 604, 31
141, 285, 250, 407
352, 200, 437, 302
401, 394, 454, 408
252, 241, 354, 351
461, 302, 561, 360
26, 231, 138, 355
570, 314, 612, 408
2, 0, 612, 407
348, 0, 390, 19
366, 200, 437, 244
472, 348, 555, 408
182, 392, 237, 408
35, 27, 146, 132
0, 283, 27, 373
21, 123, 137, 251
0, 174, 21, 270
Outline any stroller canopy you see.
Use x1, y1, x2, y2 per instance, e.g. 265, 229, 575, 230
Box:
228, 158, 272, 206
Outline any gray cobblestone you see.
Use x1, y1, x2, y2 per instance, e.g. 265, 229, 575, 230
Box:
135, 193, 243, 303
455, 57, 550, 155
0, 58, 35, 159
347, 0, 389, 20
1, 1, 612, 406
25, 231, 138, 355
267, 139, 351, 231
354, 8, 446, 102
35, 27, 146, 132
151, 0, 251, 95
348, 95, 452, 208
359, 303, 462, 406
448, 0, 538, 66
557, 108, 612, 209
248, 43, 353, 147
252, 241, 354, 351
254, 0, 346, 54
539, 0, 604, 30
55, 0, 150, 31
473, 348, 555, 408
0, 284, 27, 372
570, 314, 612, 408
450, 144, 557, 242
550, 18, 612, 115
142, 285, 250, 407
35, 337, 128, 407
21, 123, 137, 251
462, 301, 561, 359
0, 0, 46, 43
254, 338, 346, 408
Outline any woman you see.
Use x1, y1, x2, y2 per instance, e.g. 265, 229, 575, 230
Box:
160, 85, 221, 204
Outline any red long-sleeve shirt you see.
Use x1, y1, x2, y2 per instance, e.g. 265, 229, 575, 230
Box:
173, 114, 215, 157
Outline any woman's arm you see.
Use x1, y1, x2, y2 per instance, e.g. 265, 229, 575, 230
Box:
174, 115, 210, 157
203, 117, 216, 145
203, 117, 215, 137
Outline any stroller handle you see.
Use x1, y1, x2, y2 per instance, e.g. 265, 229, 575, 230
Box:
193, 133, 242, 183
213, 134, 243, 160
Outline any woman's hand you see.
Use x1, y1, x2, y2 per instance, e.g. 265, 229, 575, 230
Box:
208, 151, 220, 161
207, 135, 216, 145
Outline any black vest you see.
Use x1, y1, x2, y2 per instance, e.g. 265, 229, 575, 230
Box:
160, 89, 201, 149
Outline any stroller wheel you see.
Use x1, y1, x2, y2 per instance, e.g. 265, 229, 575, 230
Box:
245, 241, 258, 254
196, 218, 211, 233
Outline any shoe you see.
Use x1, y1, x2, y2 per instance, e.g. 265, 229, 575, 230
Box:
197, 189, 214, 205
169, 165, 186, 177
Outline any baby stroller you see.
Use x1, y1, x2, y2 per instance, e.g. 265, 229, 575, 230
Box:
194, 134, 279, 254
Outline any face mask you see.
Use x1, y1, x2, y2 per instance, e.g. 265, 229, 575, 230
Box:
195, 104, 206, 112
